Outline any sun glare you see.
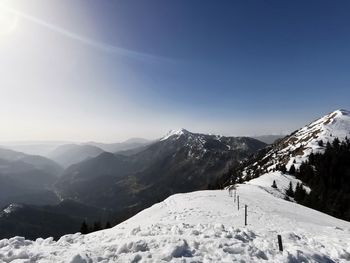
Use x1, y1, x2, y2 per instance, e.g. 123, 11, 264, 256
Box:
0, 1, 18, 35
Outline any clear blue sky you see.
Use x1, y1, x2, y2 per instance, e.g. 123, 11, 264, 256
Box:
1, 0, 350, 141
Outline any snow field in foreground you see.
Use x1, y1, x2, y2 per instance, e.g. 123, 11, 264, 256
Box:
1, 172, 350, 262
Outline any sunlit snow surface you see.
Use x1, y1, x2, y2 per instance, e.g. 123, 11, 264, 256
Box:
0, 171, 349, 262
160, 129, 188, 141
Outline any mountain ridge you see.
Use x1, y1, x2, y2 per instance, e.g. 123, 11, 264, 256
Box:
55, 129, 266, 212
241, 109, 350, 179
48, 144, 106, 168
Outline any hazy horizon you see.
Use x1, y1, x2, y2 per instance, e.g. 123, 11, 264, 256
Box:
1, 0, 349, 142
0, 130, 288, 144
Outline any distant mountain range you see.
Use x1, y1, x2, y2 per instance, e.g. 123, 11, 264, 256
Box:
0, 148, 62, 176
48, 144, 106, 168
86, 138, 152, 153
0, 148, 63, 208
0, 138, 152, 157
55, 129, 266, 214
0, 141, 71, 156
252, 135, 284, 144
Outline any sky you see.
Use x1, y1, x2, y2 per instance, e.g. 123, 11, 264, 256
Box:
0, 0, 350, 142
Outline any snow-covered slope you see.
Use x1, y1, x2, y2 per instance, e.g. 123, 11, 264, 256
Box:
1, 172, 349, 262
160, 129, 190, 141
247, 171, 310, 199
244, 109, 350, 176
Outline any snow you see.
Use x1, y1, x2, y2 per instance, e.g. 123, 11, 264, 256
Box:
0, 204, 23, 217
160, 129, 189, 141
245, 109, 350, 175
284, 109, 350, 169
0, 172, 349, 262
247, 171, 311, 199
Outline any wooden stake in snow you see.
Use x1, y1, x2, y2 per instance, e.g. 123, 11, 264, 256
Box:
234, 190, 236, 203
277, 235, 283, 251
245, 205, 247, 226
237, 196, 240, 210
228, 185, 236, 197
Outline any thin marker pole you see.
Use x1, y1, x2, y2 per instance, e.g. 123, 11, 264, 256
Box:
277, 235, 283, 251
245, 205, 247, 226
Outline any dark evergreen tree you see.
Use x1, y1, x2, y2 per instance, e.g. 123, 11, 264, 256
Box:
80, 221, 89, 234
285, 181, 294, 197
294, 183, 307, 204
93, 221, 102, 232
289, 164, 296, 175
280, 165, 287, 173
271, 180, 277, 189
332, 137, 340, 148
277, 164, 287, 173
297, 162, 314, 182
105, 221, 112, 229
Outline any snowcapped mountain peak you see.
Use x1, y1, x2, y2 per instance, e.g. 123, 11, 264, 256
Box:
336, 108, 350, 115
312, 109, 350, 129
307, 109, 350, 140
160, 128, 191, 141
243, 109, 350, 176
176, 128, 190, 135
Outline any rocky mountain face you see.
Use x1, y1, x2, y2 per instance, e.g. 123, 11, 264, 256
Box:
215, 109, 350, 188
55, 129, 266, 214
242, 109, 350, 178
